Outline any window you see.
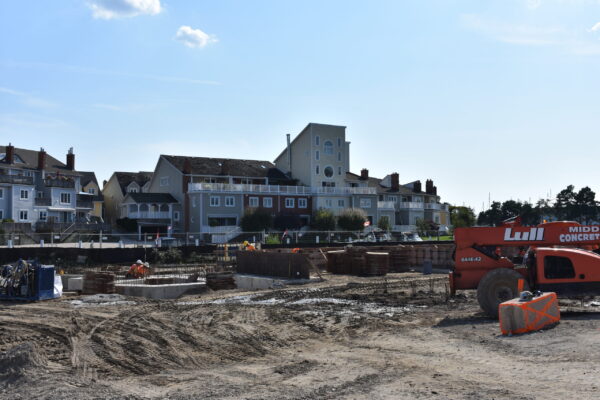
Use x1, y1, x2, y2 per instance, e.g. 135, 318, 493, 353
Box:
388, 196, 398, 203
434, 215, 440, 224
544, 256, 575, 279
263, 197, 273, 208
210, 196, 220, 207
0, 210, 3, 219
315, 135, 320, 146
338, 166, 342, 175
173, 211, 180, 221
285, 198, 295, 208
324, 141, 333, 155
338, 152, 342, 162
0, 188, 3, 199
324, 166, 334, 178
325, 199, 333, 208
39, 211, 47, 221
360, 198, 372, 208
338, 199, 345, 208
225, 196, 235, 207
24, 170, 33, 177
20, 190, 28, 200
88, 188, 96, 194
19, 210, 28, 221
316, 165, 320, 175
249, 197, 259, 207
60, 193, 71, 204
192, 196, 197, 207
298, 198, 307, 208
160, 177, 170, 187
37, 192, 44, 198
315, 150, 320, 160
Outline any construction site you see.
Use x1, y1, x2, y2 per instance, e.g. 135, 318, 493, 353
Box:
1, 221, 600, 400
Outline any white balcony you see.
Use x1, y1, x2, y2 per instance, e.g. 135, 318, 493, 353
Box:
188, 183, 376, 195
126, 211, 171, 219
377, 201, 396, 210
424, 203, 442, 210
399, 202, 424, 209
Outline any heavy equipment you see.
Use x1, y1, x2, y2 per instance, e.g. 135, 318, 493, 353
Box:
0, 259, 59, 301
451, 220, 600, 316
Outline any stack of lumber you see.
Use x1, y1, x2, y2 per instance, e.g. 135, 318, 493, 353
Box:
362, 252, 389, 276
83, 271, 116, 294
206, 271, 236, 290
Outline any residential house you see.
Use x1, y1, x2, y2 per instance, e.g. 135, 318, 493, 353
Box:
0, 144, 100, 231
79, 171, 104, 220
102, 171, 153, 226
147, 155, 304, 234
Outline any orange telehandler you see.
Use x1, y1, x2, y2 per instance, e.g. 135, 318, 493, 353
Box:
451, 219, 600, 316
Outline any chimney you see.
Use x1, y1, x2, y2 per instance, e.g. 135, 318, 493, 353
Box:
425, 179, 434, 194
103, 180, 108, 188
37, 147, 47, 170
66, 147, 75, 170
5, 143, 14, 164
433, 185, 437, 196
286, 133, 292, 173
360, 168, 369, 180
391, 172, 399, 191
413, 180, 422, 193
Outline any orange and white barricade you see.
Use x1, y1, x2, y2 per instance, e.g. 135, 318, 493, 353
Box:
499, 292, 560, 335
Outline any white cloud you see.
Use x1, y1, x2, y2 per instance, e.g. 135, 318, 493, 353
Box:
175, 26, 218, 48
590, 22, 600, 32
461, 14, 600, 54
0, 87, 57, 108
89, 0, 162, 19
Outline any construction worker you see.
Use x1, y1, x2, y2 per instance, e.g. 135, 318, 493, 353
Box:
126, 260, 149, 279
242, 241, 256, 251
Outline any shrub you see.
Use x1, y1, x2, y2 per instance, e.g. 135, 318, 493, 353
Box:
116, 218, 137, 232
240, 208, 273, 232
312, 208, 336, 231
337, 208, 367, 231
265, 233, 282, 245
377, 216, 391, 231
150, 248, 183, 264
273, 214, 302, 231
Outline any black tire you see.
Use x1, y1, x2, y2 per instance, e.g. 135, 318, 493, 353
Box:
477, 268, 529, 318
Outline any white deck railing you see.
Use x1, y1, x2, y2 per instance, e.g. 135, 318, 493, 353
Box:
188, 183, 376, 195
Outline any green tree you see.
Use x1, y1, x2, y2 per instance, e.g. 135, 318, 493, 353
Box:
554, 185, 577, 221
312, 209, 336, 231
415, 218, 429, 235
477, 201, 503, 226
574, 186, 598, 223
377, 216, 392, 231
450, 206, 476, 228
240, 208, 273, 232
337, 208, 367, 231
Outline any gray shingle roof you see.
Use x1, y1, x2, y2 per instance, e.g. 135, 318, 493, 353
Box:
0, 146, 80, 175
162, 155, 292, 183
114, 171, 153, 196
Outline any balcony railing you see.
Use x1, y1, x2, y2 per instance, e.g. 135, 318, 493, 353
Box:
424, 203, 442, 210
188, 183, 376, 195
377, 201, 396, 209
0, 174, 34, 185
34, 197, 51, 206
44, 178, 75, 188
126, 211, 171, 219
76, 201, 93, 209
399, 201, 424, 209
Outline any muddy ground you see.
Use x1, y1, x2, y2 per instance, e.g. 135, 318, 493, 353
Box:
0, 272, 599, 400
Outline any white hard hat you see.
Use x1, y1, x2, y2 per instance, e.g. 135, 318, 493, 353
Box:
136, 259, 143, 264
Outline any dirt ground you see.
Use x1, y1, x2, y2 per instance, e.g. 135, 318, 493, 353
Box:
1, 272, 599, 400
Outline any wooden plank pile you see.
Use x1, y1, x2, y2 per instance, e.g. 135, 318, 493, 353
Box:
326, 247, 389, 276
206, 271, 236, 291
82, 271, 116, 294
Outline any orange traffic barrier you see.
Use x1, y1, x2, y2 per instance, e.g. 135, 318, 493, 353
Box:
499, 292, 560, 335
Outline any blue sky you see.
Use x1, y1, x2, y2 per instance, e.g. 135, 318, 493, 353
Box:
2, 0, 600, 212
